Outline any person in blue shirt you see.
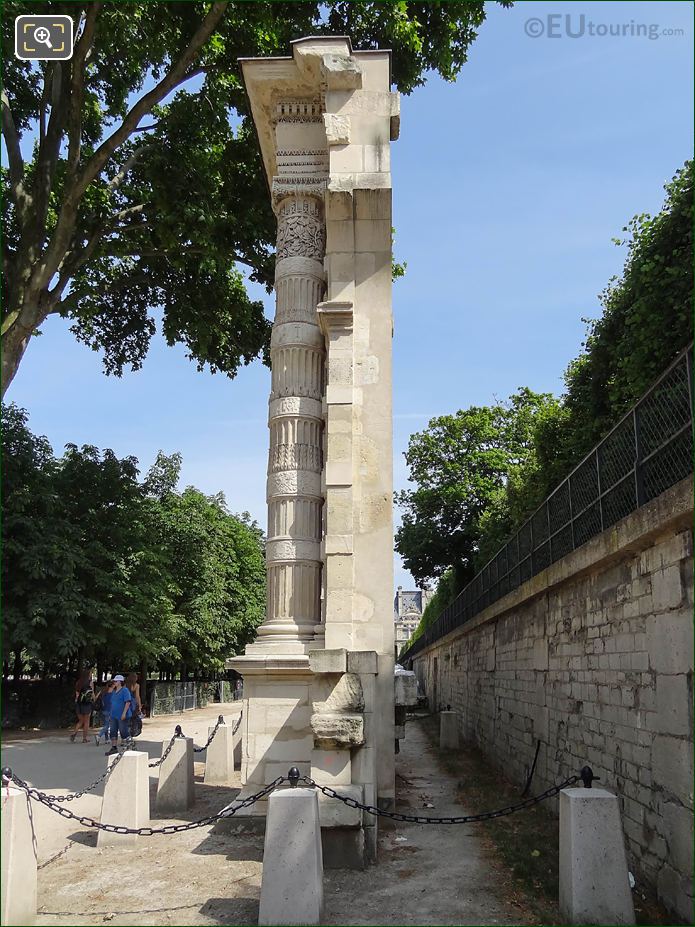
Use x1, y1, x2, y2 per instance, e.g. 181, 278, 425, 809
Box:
93, 680, 115, 745
106, 675, 132, 756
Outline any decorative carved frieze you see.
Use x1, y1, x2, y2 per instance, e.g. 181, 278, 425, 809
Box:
268, 443, 323, 474
275, 101, 323, 123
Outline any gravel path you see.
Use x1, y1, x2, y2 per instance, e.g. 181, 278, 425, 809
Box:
4, 710, 528, 926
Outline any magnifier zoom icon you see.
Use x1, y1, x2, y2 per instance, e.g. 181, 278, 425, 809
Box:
34, 26, 53, 48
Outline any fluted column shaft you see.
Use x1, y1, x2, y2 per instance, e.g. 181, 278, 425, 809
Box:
258, 193, 326, 644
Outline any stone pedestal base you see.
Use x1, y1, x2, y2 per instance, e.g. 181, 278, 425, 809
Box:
259, 787, 324, 926
559, 787, 635, 925
1, 788, 37, 926
98, 751, 149, 847
156, 736, 194, 813
204, 724, 235, 785
222, 651, 375, 867
439, 710, 460, 750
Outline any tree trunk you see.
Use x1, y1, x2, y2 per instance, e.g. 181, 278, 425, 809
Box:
12, 650, 22, 682
1, 308, 41, 399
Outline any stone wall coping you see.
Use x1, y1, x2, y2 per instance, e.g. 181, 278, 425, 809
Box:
414, 476, 693, 658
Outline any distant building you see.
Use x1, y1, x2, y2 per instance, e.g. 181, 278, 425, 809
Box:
394, 586, 433, 653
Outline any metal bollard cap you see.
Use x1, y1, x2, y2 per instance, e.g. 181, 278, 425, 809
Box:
1, 766, 12, 785
218, 715, 225, 725
288, 767, 300, 788
174, 725, 183, 737
580, 766, 599, 788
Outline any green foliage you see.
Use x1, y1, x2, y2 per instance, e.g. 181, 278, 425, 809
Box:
1, 407, 266, 673
2, 0, 510, 394
403, 569, 457, 653
395, 388, 558, 586
559, 160, 693, 458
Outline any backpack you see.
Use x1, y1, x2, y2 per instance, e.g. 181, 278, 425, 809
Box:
78, 685, 94, 705
129, 715, 143, 737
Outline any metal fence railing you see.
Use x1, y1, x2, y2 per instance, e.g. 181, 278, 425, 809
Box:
400, 346, 693, 663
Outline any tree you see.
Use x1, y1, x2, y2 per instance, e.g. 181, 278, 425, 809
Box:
2, 0, 512, 396
1, 410, 266, 675
556, 160, 693, 461
147, 457, 266, 673
1, 403, 84, 665
395, 388, 557, 587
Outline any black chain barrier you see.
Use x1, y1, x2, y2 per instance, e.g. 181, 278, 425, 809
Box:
148, 727, 183, 768
192, 714, 225, 753
1, 751, 596, 836
299, 773, 582, 824
2, 709, 240, 802
19, 736, 138, 803
2, 767, 284, 836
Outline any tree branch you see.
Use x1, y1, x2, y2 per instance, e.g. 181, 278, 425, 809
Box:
50, 205, 147, 303
1, 90, 24, 196
66, 2, 102, 178
76, 4, 227, 201
39, 1, 228, 289
39, 64, 53, 144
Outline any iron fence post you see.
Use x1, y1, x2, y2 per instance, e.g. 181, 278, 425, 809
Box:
633, 406, 645, 507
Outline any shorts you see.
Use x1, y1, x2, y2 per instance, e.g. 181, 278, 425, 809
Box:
109, 717, 131, 740
76, 701, 93, 716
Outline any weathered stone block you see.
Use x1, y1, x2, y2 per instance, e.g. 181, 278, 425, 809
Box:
394, 669, 418, 707
311, 712, 364, 748
317, 785, 363, 827
346, 650, 378, 675
656, 674, 691, 735
657, 863, 694, 924
311, 748, 351, 784
662, 801, 693, 876
651, 565, 683, 611
322, 827, 365, 869
652, 735, 694, 807
308, 649, 347, 674
646, 611, 693, 674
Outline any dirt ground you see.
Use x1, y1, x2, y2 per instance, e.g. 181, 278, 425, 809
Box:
3, 707, 532, 927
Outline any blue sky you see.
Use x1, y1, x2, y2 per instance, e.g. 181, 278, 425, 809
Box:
6, 0, 693, 591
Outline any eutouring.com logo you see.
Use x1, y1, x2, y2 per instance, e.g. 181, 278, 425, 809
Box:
524, 14, 685, 40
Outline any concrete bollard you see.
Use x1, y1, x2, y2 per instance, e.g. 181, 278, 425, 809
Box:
258, 781, 323, 925
97, 751, 150, 847
559, 785, 636, 925
1, 783, 37, 926
156, 736, 194, 813
439, 710, 459, 750
204, 721, 234, 785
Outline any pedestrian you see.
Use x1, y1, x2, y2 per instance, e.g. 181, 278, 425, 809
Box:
125, 672, 144, 737
93, 679, 115, 745
70, 667, 95, 743
105, 674, 132, 756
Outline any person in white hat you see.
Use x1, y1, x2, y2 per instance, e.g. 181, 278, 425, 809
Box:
105, 675, 133, 756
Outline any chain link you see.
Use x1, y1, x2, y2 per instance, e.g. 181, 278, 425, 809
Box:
300, 774, 580, 824
24, 737, 137, 802
192, 714, 225, 753
6, 772, 285, 835
148, 731, 182, 768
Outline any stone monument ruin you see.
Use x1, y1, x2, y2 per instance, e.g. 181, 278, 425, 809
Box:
228, 36, 400, 867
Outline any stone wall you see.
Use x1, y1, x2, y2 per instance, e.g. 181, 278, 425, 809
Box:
410, 477, 693, 921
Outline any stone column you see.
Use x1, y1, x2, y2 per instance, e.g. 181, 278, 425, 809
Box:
229, 39, 399, 856
257, 192, 326, 649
